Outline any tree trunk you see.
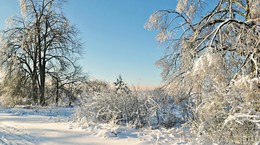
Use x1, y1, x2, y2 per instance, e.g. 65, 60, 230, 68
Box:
39, 74, 45, 105
36, 18, 46, 106
69, 85, 73, 107
55, 77, 59, 106
39, 60, 46, 106
32, 71, 38, 104
32, 41, 38, 104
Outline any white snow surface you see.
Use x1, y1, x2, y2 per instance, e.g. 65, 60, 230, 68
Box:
0, 106, 189, 145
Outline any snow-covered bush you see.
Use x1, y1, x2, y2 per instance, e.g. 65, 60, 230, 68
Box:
190, 82, 260, 144
160, 51, 260, 144
74, 77, 186, 129
187, 52, 260, 144
75, 86, 156, 128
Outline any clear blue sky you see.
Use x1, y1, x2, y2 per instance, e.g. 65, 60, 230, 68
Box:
0, 0, 178, 87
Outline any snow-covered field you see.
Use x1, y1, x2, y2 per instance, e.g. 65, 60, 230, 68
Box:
0, 107, 188, 145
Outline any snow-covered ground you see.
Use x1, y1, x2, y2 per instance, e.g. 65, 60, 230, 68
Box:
0, 107, 188, 145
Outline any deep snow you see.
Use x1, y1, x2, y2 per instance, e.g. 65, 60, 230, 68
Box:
0, 107, 188, 145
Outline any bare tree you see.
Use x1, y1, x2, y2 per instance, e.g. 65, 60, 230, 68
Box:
48, 65, 87, 106
0, 0, 82, 105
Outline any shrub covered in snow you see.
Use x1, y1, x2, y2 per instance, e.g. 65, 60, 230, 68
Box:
187, 52, 260, 144
74, 77, 186, 129
162, 51, 260, 144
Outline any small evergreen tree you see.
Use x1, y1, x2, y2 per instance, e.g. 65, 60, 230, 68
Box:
114, 75, 131, 95
113, 75, 131, 125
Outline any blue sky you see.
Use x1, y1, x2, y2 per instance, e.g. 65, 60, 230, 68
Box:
0, 0, 178, 87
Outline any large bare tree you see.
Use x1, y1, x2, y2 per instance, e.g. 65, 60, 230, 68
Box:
0, 0, 82, 105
